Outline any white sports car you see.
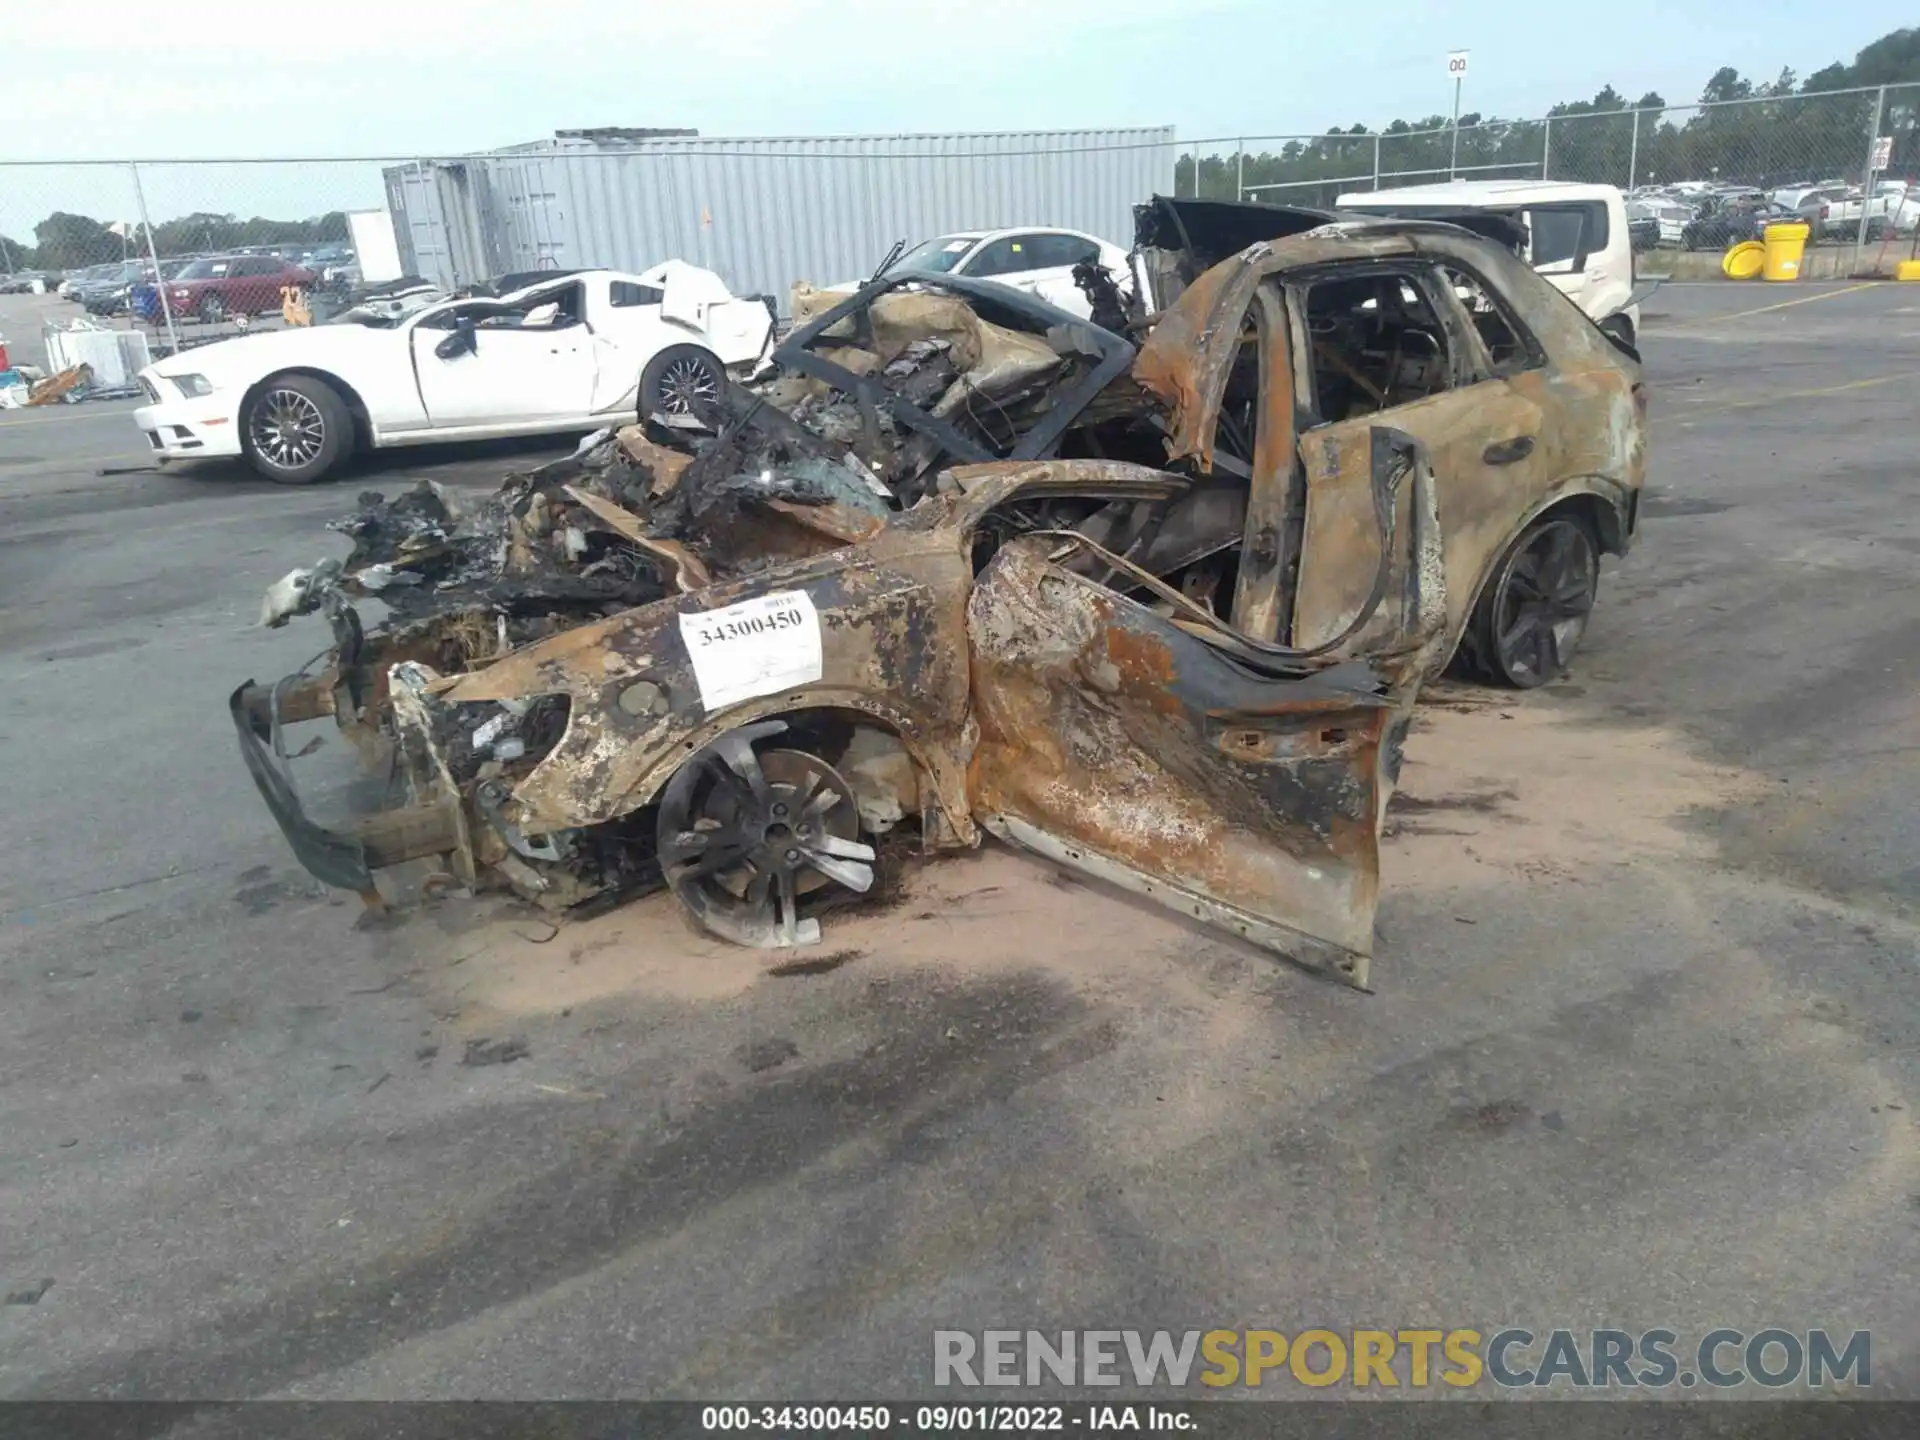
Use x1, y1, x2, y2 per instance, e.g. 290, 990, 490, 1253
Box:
828, 227, 1131, 319
132, 263, 777, 484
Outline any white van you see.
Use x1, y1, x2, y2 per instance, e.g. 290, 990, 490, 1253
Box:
1335, 180, 1641, 346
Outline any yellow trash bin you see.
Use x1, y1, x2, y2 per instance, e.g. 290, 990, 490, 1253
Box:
1722, 240, 1766, 279
1762, 222, 1810, 281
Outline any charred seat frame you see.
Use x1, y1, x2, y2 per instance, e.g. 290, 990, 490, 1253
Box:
772, 271, 1137, 468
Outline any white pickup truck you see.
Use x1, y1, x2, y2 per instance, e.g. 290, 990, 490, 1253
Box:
1822, 182, 1920, 236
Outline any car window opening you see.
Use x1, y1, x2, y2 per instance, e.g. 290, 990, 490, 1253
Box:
609, 280, 665, 308
473, 283, 585, 331
892, 236, 976, 276
1441, 264, 1534, 375
1526, 201, 1606, 270
1211, 312, 1262, 474
1305, 270, 1452, 424
966, 236, 1035, 278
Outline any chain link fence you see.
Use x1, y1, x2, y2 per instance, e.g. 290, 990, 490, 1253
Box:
0, 158, 392, 369
1179, 82, 1920, 268
4, 85, 1918, 373
0, 134, 1170, 368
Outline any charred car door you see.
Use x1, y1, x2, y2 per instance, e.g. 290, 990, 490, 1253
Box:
965, 282, 1446, 988
1285, 257, 1556, 654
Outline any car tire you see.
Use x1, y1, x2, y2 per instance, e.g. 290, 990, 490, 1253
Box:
640, 344, 724, 421
241, 374, 351, 485
1460, 513, 1600, 689
197, 293, 227, 325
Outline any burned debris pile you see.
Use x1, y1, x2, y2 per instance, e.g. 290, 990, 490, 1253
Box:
227, 199, 1643, 977
243, 270, 1178, 921
264, 270, 1174, 645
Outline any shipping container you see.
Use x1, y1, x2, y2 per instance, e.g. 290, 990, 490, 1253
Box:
384, 127, 1176, 306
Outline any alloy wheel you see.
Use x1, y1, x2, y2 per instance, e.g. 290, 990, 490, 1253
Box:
1492, 518, 1597, 687
657, 721, 875, 949
656, 354, 720, 415
249, 388, 327, 473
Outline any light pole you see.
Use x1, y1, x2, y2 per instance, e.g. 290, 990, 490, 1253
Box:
1447, 50, 1470, 178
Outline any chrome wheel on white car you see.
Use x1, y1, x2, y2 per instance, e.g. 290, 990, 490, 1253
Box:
641, 344, 724, 420
251, 388, 326, 469
241, 374, 352, 485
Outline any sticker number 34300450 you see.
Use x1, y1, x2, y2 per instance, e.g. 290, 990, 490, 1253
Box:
677, 590, 824, 712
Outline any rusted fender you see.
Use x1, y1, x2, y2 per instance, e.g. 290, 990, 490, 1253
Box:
425, 458, 1190, 841
430, 522, 980, 842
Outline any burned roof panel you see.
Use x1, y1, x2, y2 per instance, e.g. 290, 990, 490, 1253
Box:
1133, 193, 1529, 273
1133, 195, 1343, 268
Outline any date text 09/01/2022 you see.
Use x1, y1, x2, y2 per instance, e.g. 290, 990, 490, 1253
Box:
700, 1404, 1193, 1432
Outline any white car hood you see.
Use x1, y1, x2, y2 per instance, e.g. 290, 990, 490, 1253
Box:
144, 325, 394, 385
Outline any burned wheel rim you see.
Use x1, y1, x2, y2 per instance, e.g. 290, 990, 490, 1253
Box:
657, 722, 875, 949
656, 353, 720, 415
249, 388, 327, 472
1492, 518, 1597, 688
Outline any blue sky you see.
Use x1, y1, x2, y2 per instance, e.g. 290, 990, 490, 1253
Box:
7, 0, 1910, 158
1, 0, 1910, 236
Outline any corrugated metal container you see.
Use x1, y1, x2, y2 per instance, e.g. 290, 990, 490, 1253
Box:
384, 161, 496, 290
383, 127, 1175, 306
43, 325, 152, 389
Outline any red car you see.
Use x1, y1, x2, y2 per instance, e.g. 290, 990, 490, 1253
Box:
167, 254, 316, 324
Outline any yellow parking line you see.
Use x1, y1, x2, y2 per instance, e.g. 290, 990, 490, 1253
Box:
1652, 371, 1908, 425
1656, 280, 1884, 329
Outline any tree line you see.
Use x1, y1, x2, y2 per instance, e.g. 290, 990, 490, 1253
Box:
1176, 25, 1920, 204
2, 210, 351, 272
7, 24, 1919, 271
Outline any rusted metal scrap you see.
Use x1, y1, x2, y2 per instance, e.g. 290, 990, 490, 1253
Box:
235, 215, 1645, 987
27, 363, 94, 406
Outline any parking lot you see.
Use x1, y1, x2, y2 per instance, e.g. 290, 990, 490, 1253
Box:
2, 289, 299, 377
1, 279, 1916, 1402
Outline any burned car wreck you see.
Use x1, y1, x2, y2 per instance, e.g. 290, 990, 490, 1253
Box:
235, 198, 1646, 987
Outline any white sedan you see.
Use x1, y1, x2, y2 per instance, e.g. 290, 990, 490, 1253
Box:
833, 227, 1131, 318
132, 263, 776, 484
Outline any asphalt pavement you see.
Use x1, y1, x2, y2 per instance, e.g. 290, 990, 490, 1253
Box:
0, 280, 1914, 1407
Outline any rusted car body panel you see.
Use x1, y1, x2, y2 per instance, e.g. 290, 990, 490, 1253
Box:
235, 209, 1645, 986
1133, 221, 1645, 660
430, 510, 983, 846
965, 447, 1446, 986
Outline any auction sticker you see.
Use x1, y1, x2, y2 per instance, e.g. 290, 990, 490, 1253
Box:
678, 590, 823, 712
